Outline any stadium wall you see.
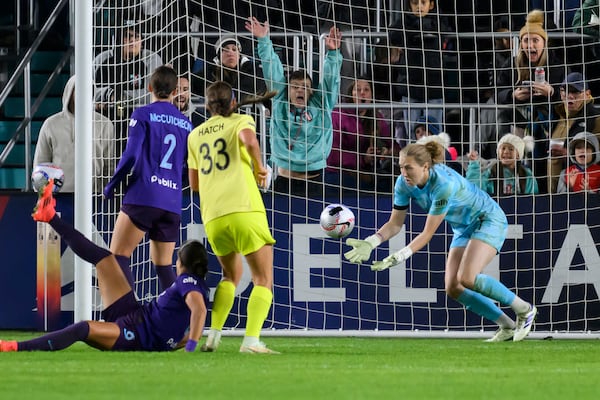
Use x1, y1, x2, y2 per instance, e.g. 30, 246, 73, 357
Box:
1, 192, 599, 332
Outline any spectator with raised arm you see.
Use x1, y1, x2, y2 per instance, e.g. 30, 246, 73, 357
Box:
245, 17, 343, 198
548, 72, 600, 193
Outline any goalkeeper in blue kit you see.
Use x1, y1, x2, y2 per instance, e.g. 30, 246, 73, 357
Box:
344, 141, 537, 342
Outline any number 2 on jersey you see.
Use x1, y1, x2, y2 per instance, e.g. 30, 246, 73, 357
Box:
199, 138, 230, 174
160, 133, 176, 170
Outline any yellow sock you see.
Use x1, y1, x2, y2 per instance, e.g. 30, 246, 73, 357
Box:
210, 280, 236, 330
245, 285, 273, 338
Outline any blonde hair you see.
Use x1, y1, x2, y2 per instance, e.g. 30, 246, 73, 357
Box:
401, 141, 445, 166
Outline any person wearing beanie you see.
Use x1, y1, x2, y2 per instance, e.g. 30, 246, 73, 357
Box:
194, 33, 267, 106
415, 115, 461, 172
466, 133, 538, 196
496, 9, 567, 193
548, 72, 600, 193
557, 131, 600, 193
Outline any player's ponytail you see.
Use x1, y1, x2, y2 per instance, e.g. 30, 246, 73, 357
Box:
177, 240, 208, 279
402, 141, 445, 166
206, 80, 277, 117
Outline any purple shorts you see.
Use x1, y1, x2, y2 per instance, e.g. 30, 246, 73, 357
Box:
102, 292, 144, 351
121, 204, 181, 242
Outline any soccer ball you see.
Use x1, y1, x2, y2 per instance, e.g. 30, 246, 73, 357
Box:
320, 203, 355, 239
31, 163, 64, 193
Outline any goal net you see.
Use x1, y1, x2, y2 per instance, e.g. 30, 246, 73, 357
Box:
89, 0, 600, 337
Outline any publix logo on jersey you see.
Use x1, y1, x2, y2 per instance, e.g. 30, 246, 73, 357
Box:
151, 175, 177, 189
183, 276, 197, 285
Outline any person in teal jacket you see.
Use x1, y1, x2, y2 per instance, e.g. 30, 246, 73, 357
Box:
466, 133, 538, 196
245, 16, 343, 198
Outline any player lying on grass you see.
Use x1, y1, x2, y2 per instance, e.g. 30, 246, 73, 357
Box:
0, 179, 209, 352
344, 141, 537, 342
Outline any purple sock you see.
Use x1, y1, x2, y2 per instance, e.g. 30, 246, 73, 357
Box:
154, 264, 176, 291
18, 321, 90, 351
115, 254, 135, 289
48, 215, 111, 265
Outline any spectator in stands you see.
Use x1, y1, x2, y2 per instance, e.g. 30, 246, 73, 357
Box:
172, 75, 206, 126
557, 131, 600, 193
476, 17, 514, 161
246, 17, 343, 198
496, 9, 566, 193
466, 133, 538, 196
33, 75, 115, 193
326, 77, 394, 192
198, 35, 267, 107
548, 72, 600, 193
388, 0, 453, 135
93, 22, 163, 107
572, 0, 600, 40
413, 115, 461, 173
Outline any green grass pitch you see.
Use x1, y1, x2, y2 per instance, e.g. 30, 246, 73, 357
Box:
1, 331, 598, 400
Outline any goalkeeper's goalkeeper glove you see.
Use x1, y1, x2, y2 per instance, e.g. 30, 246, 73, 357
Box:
344, 234, 382, 263
371, 246, 413, 272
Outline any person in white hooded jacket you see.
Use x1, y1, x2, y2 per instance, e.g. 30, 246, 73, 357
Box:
33, 75, 115, 192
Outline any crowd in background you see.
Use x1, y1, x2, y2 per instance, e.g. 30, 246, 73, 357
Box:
28, 0, 600, 198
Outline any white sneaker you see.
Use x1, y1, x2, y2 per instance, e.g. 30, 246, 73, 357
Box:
513, 306, 538, 342
200, 331, 221, 352
239, 341, 280, 354
485, 328, 514, 342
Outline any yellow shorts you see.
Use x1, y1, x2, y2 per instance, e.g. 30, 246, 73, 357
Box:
205, 211, 276, 256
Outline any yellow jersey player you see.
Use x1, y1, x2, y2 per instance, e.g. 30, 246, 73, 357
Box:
187, 80, 279, 353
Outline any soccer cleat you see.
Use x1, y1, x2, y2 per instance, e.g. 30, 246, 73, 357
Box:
239, 341, 280, 354
32, 179, 56, 222
485, 328, 514, 342
513, 305, 538, 342
200, 331, 221, 352
0, 340, 18, 352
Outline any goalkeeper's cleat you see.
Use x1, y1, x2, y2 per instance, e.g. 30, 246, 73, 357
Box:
513, 305, 537, 342
32, 179, 56, 222
485, 328, 514, 342
0, 340, 18, 352
200, 330, 221, 352
239, 341, 280, 354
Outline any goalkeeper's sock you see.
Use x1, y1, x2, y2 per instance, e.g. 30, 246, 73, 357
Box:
473, 274, 516, 306
48, 215, 111, 265
210, 280, 236, 330
17, 321, 90, 351
115, 255, 135, 289
456, 288, 503, 322
154, 263, 176, 291
245, 285, 273, 338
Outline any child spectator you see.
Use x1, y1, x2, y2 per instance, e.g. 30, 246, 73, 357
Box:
548, 72, 600, 193
467, 133, 538, 196
326, 77, 394, 192
557, 131, 600, 193
389, 0, 453, 135
246, 17, 343, 198
414, 115, 458, 162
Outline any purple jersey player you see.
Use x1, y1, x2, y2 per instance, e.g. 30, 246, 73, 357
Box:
103, 65, 193, 293
0, 180, 208, 353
